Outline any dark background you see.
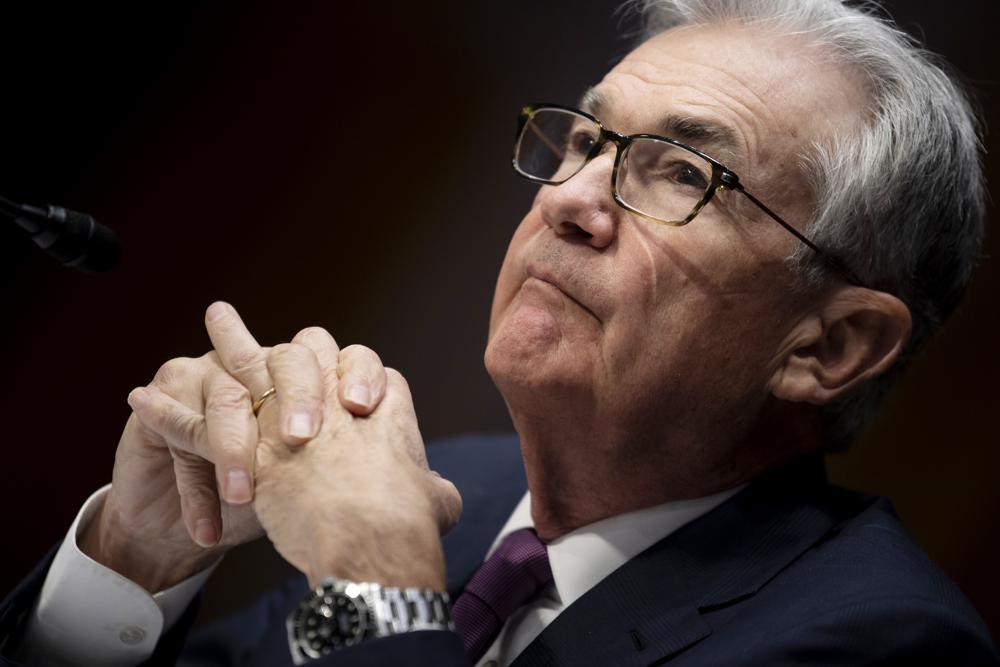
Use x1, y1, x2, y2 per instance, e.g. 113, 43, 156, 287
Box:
1, 0, 997, 640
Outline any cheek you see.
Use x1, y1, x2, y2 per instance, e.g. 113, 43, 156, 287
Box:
597, 255, 734, 372
488, 213, 545, 335
644, 290, 789, 400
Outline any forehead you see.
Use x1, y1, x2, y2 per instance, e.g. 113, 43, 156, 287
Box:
591, 23, 866, 175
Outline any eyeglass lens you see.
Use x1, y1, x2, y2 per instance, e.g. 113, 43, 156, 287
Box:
515, 107, 716, 224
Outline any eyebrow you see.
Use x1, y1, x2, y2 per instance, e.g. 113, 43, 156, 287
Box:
579, 87, 743, 165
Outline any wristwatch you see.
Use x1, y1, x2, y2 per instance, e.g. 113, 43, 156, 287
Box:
286, 577, 454, 663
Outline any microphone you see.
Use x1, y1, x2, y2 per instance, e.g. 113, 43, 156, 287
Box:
1, 195, 121, 273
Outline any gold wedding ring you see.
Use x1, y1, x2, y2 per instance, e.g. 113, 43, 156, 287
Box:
252, 386, 277, 415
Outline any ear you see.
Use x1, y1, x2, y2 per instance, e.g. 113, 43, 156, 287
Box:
769, 287, 912, 405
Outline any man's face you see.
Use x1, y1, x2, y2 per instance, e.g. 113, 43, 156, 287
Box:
485, 23, 866, 445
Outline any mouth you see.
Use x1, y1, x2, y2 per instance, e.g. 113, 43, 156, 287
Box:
525, 262, 602, 322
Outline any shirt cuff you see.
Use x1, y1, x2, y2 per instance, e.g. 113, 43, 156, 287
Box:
18, 484, 221, 667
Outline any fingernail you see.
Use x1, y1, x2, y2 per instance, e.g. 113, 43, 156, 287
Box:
194, 519, 218, 547
225, 468, 252, 504
127, 387, 150, 410
347, 383, 372, 409
286, 412, 315, 439
206, 301, 230, 322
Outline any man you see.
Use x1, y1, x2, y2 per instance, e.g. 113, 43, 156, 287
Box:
2, 0, 997, 664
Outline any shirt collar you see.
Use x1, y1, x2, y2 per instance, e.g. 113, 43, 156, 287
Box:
486, 485, 745, 608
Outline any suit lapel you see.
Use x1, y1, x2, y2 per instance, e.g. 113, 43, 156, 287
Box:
511, 552, 710, 667
514, 454, 851, 666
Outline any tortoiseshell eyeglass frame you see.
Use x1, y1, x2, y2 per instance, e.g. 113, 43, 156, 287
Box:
512, 103, 866, 288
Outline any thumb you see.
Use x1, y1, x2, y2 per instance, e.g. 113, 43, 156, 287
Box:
427, 473, 463, 535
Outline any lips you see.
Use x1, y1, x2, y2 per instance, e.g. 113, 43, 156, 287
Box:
525, 261, 602, 322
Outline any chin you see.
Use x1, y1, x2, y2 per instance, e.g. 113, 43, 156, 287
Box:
485, 324, 587, 408
487, 295, 565, 368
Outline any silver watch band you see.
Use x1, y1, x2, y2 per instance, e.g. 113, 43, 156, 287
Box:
288, 578, 453, 664
369, 584, 454, 635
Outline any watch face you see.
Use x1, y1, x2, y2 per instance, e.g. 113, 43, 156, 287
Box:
295, 587, 370, 658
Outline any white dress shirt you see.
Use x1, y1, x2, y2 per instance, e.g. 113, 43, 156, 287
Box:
17, 486, 219, 667
473, 487, 743, 667
19, 483, 741, 666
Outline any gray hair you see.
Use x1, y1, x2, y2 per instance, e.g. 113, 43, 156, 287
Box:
630, 0, 986, 450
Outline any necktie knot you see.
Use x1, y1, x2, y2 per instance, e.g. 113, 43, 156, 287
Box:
452, 528, 553, 661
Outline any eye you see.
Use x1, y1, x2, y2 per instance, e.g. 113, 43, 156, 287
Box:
665, 161, 710, 191
566, 128, 597, 156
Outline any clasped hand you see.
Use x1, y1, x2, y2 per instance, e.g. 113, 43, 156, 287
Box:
80, 302, 461, 593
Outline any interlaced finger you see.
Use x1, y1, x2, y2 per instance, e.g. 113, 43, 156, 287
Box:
337, 344, 387, 416
128, 385, 224, 547
266, 343, 324, 446
128, 385, 212, 461
171, 448, 223, 548
202, 369, 258, 504
204, 301, 272, 401
290, 327, 341, 403
381, 368, 429, 469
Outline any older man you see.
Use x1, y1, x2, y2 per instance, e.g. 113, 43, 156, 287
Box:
2, 0, 997, 665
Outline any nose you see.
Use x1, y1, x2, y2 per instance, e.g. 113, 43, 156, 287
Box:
538, 149, 620, 249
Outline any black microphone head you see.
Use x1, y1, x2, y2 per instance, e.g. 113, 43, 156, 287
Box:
47, 207, 122, 273
68, 212, 122, 273
4, 198, 122, 273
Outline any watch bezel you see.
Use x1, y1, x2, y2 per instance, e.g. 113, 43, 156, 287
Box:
288, 578, 454, 663
290, 581, 373, 660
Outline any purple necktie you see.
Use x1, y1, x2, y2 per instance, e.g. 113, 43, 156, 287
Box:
452, 528, 553, 662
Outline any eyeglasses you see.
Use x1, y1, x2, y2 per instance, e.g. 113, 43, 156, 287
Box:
512, 103, 865, 287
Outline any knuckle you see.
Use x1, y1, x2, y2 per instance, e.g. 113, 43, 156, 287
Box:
384, 368, 412, 402
204, 384, 251, 412
282, 385, 321, 407
287, 342, 314, 358
229, 347, 265, 375
163, 409, 202, 448
384, 367, 409, 388
177, 416, 200, 445
270, 343, 319, 374
176, 475, 216, 507
152, 357, 195, 390
270, 342, 294, 356
268, 342, 298, 364
295, 326, 336, 348
341, 343, 373, 358
170, 448, 203, 474
341, 344, 383, 368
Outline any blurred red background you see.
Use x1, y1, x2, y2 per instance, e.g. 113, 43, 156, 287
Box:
1, 0, 997, 638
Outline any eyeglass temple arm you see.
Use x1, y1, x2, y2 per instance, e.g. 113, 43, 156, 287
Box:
526, 122, 567, 162
726, 180, 867, 288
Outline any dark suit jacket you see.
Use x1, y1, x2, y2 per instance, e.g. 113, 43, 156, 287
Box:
2, 433, 997, 666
